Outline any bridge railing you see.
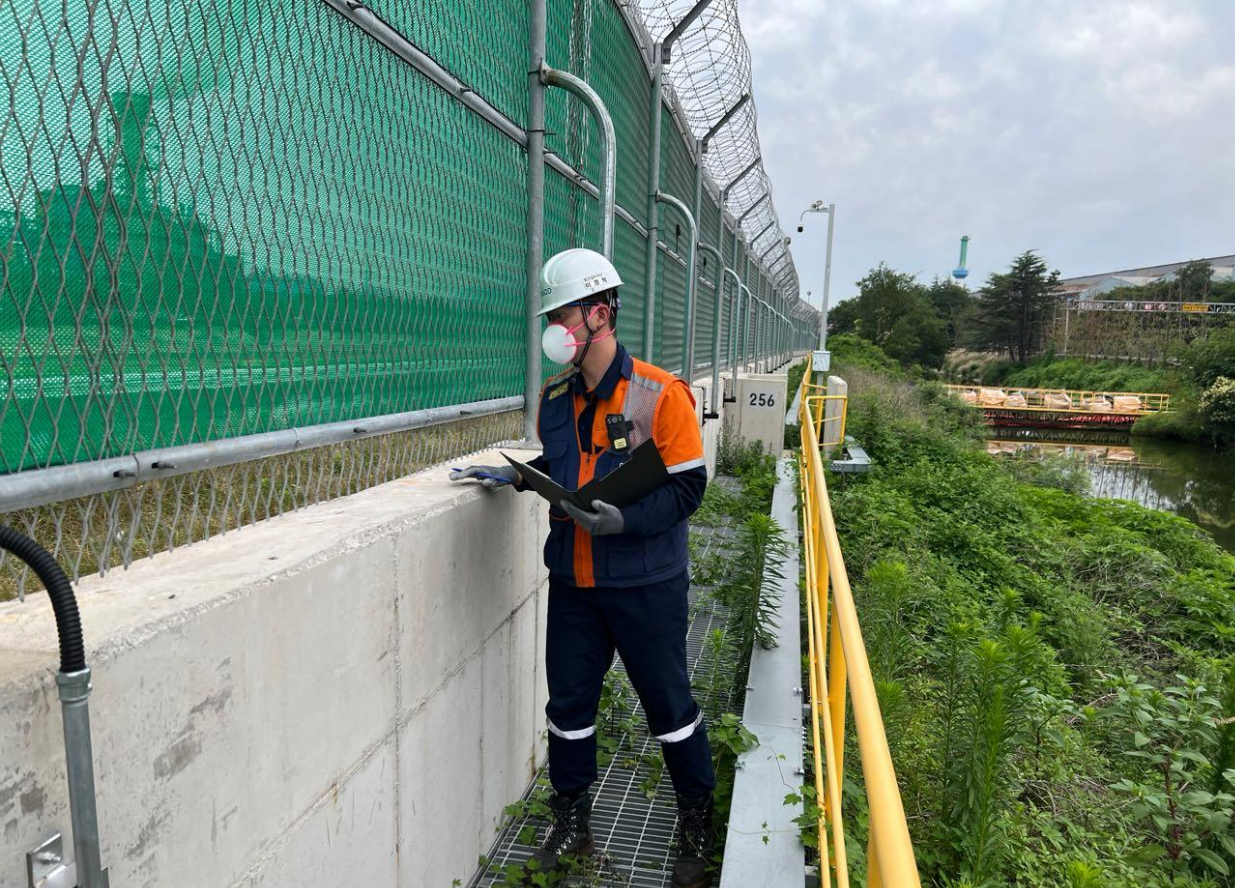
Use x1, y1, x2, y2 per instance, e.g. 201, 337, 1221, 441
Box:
944, 384, 1171, 415
798, 373, 921, 888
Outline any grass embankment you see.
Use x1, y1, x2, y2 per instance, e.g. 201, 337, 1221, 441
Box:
829, 361, 1235, 887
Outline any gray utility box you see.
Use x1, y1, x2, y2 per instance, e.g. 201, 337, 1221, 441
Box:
732, 373, 788, 455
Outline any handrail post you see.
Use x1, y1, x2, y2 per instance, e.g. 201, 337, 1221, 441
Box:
540, 65, 616, 261
655, 191, 698, 378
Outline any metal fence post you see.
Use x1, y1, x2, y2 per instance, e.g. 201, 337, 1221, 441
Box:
541, 66, 617, 260
692, 92, 748, 386
643, 0, 713, 366
690, 145, 704, 380
655, 191, 698, 378
643, 44, 664, 363
696, 241, 726, 416
525, 0, 547, 441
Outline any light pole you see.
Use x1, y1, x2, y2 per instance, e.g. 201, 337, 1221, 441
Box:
798, 201, 835, 359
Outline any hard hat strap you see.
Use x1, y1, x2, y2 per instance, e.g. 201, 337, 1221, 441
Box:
571, 302, 613, 368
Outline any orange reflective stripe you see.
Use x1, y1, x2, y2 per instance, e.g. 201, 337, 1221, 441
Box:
572, 390, 598, 588
573, 451, 598, 588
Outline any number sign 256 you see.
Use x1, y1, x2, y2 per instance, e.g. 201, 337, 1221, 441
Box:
748, 392, 776, 407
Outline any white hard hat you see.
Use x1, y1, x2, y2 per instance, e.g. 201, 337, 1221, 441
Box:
538, 248, 623, 317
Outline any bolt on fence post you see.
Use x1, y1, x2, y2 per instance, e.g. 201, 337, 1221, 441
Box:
525, 0, 547, 441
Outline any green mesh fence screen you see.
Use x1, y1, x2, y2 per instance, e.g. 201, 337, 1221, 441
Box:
1, 0, 809, 479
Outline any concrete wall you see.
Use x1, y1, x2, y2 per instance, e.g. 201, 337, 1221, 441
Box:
0, 448, 549, 888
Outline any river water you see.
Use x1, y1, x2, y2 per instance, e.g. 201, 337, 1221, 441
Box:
987, 435, 1235, 554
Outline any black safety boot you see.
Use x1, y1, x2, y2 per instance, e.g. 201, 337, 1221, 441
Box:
672, 793, 716, 888
523, 791, 594, 882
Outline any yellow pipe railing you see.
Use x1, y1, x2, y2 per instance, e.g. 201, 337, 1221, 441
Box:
801, 382, 848, 449
798, 373, 921, 888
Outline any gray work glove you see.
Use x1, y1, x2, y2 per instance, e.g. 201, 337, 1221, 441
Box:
449, 464, 521, 490
561, 499, 625, 536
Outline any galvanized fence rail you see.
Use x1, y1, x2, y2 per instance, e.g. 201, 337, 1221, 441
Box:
1, 0, 819, 598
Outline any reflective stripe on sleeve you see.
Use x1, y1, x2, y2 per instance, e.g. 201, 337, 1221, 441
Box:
666, 457, 707, 474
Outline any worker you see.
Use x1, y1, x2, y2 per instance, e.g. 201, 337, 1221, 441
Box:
451, 248, 716, 887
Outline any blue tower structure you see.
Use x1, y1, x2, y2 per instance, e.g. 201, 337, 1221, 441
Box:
952, 235, 970, 284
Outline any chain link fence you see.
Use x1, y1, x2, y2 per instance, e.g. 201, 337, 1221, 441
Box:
1, 0, 817, 599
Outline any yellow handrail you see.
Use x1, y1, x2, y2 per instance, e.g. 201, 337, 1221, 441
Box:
798, 371, 921, 888
801, 382, 848, 449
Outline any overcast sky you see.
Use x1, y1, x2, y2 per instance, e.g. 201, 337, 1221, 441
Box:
743, 0, 1235, 308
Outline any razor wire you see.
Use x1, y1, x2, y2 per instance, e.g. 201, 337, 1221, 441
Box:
636, 0, 800, 297
0, 0, 815, 599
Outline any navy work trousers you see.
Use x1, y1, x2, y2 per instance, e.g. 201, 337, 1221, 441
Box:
545, 571, 716, 801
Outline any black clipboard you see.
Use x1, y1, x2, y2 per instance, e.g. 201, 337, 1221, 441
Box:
502, 440, 670, 510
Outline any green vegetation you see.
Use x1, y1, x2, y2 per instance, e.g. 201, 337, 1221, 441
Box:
828, 356, 1235, 887
827, 265, 968, 371
984, 356, 1179, 394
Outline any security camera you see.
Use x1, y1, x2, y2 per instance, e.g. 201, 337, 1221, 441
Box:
796, 225, 803, 233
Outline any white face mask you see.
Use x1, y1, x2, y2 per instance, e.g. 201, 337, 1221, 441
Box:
541, 306, 613, 364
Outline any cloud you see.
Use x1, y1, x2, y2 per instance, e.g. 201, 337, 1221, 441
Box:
744, 0, 1235, 302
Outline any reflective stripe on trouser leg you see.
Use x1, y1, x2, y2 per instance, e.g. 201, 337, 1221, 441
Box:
548, 720, 596, 740
657, 707, 716, 801
546, 578, 616, 796
654, 709, 703, 743
603, 573, 717, 801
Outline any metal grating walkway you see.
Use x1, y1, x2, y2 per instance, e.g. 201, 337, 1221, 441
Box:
468, 480, 747, 888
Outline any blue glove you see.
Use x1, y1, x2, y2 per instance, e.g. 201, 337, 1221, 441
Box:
561, 499, 625, 536
449, 464, 521, 490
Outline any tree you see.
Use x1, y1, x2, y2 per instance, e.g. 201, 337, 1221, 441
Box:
972, 252, 1060, 363
925, 277, 977, 347
1198, 377, 1235, 445
1184, 326, 1235, 390
849, 264, 950, 369
826, 297, 860, 338
854, 263, 925, 343
1172, 260, 1214, 302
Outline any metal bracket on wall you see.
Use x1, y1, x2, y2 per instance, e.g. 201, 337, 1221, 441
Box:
26, 834, 88, 888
